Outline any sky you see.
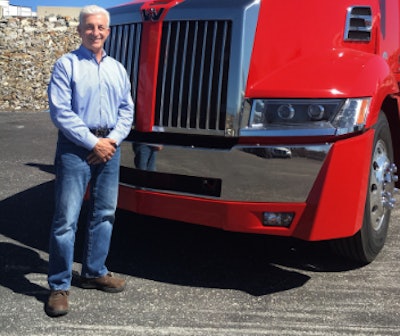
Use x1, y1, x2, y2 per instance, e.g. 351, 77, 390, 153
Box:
11, 1, 135, 11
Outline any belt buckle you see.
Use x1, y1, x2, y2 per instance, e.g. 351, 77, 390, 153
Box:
98, 128, 107, 137
91, 128, 109, 137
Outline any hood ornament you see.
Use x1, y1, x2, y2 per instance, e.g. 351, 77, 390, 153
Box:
142, 7, 164, 21
141, 0, 185, 22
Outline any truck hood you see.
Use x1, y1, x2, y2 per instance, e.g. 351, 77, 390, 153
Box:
246, 49, 396, 98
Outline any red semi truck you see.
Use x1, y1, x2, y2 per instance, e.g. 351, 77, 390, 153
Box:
106, 0, 400, 263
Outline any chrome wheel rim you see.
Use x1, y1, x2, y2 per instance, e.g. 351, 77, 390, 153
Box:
369, 139, 395, 231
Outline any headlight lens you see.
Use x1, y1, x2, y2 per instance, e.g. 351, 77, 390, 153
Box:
246, 98, 370, 135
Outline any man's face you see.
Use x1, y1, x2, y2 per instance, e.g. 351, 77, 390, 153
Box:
78, 13, 110, 54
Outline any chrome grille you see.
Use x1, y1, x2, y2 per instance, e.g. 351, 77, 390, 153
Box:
105, 23, 142, 102
155, 20, 232, 134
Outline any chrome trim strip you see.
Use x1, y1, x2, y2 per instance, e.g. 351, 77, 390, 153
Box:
187, 22, 199, 128
197, 21, 207, 129
120, 142, 331, 202
159, 22, 171, 126
240, 128, 337, 137
216, 21, 229, 129
177, 22, 190, 128
169, 22, 180, 127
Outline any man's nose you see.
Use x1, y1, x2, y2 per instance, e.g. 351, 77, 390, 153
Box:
92, 26, 101, 35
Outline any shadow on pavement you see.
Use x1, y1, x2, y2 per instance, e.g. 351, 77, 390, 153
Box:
107, 209, 362, 296
25, 162, 55, 175
0, 162, 362, 299
0, 242, 49, 303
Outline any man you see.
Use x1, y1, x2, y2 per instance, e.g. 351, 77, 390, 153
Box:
46, 5, 134, 317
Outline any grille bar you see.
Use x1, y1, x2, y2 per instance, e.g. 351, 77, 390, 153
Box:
105, 23, 142, 102
155, 20, 232, 134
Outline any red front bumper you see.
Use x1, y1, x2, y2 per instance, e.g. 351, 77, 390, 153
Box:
117, 130, 373, 241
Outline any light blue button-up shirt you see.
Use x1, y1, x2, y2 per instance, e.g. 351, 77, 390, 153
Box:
48, 45, 134, 150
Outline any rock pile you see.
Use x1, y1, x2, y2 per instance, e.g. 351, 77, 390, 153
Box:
0, 16, 81, 112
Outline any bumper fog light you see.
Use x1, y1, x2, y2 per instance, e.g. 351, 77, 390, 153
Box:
263, 212, 294, 227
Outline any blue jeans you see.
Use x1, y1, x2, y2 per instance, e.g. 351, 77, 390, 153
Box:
48, 133, 120, 291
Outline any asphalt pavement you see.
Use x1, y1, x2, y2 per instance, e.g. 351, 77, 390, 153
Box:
0, 111, 399, 336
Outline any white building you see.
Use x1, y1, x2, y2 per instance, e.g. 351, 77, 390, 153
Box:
37, 6, 81, 19
0, 1, 36, 17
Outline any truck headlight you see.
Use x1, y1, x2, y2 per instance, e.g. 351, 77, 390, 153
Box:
245, 98, 370, 136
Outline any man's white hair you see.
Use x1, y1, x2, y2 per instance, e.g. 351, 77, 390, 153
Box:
79, 5, 110, 27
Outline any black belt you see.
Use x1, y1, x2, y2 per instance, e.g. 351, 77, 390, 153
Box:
90, 128, 113, 137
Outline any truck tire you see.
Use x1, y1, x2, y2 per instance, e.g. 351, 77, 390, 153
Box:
330, 112, 397, 264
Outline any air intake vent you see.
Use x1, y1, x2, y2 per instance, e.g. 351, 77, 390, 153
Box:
155, 20, 232, 134
344, 6, 372, 42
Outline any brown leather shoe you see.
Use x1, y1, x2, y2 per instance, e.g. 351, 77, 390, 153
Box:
45, 290, 69, 317
80, 272, 126, 293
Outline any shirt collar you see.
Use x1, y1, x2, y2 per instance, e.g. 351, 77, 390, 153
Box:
78, 45, 108, 62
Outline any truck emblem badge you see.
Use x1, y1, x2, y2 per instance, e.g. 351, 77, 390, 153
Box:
142, 7, 165, 21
